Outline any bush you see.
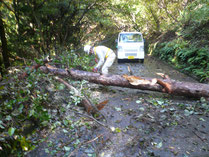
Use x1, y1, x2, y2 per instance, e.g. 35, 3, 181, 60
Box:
150, 0, 209, 82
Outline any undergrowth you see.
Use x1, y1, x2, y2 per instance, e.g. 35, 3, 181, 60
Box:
152, 39, 209, 82
150, 0, 209, 82
0, 50, 94, 156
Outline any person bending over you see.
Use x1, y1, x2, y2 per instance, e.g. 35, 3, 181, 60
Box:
84, 45, 116, 75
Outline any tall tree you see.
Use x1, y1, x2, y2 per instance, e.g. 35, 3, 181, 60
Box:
0, 11, 10, 69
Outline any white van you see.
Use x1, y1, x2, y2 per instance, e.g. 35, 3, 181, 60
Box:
116, 32, 145, 63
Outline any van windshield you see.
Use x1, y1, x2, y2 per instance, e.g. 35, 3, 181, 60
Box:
119, 33, 143, 43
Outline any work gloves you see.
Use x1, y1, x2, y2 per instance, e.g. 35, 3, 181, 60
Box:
92, 67, 98, 73
95, 58, 98, 63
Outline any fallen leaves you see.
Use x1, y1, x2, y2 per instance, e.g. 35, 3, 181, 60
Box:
169, 146, 179, 155
96, 100, 109, 110
115, 107, 122, 112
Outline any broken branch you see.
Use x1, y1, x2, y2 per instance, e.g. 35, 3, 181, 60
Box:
54, 76, 106, 116
18, 56, 52, 79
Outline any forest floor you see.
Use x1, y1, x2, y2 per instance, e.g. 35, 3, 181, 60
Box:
26, 56, 209, 157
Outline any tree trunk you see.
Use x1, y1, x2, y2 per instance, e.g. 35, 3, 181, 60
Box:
0, 11, 10, 68
13, 0, 23, 57
39, 66, 209, 98
148, 6, 160, 34
0, 58, 3, 78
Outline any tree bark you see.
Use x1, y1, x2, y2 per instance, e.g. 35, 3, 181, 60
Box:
0, 11, 10, 68
39, 66, 209, 98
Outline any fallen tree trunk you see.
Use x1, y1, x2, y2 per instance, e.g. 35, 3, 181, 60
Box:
40, 66, 209, 98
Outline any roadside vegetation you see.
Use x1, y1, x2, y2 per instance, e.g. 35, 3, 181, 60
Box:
0, 0, 208, 156
150, 0, 209, 82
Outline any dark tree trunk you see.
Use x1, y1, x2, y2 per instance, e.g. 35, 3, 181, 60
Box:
39, 66, 209, 98
0, 11, 10, 69
13, 0, 23, 57
0, 58, 3, 78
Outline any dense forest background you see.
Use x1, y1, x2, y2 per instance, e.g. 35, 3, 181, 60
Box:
0, 0, 208, 156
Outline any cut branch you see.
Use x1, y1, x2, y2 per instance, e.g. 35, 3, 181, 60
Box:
54, 76, 101, 114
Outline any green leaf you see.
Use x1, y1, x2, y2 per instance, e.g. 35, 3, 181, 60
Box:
63, 120, 69, 126
63, 129, 68, 133
184, 109, 193, 116
18, 104, 24, 113
115, 127, 121, 133
29, 109, 35, 117
5, 115, 12, 121
41, 121, 49, 126
139, 107, 145, 111
136, 100, 141, 104
0, 124, 5, 129
64, 146, 71, 151
58, 84, 65, 90
19, 136, 30, 151
156, 141, 163, 148
0, 121, 5, 129
0, 86, 4, 90
199, 118, 205, 121
157, 100, 164, 105
45, 148, 50, 153
115, 107, 121, 111
200, 97, 206, 103
8, 127, 16, 136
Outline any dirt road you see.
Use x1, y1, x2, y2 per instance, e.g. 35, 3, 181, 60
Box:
27, 56, 209, 157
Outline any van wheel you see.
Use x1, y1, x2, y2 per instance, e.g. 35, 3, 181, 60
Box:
141, 59, 144, 63
118, 59, 123, 63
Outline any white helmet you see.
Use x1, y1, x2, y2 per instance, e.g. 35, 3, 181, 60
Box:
84, 45, 91, 54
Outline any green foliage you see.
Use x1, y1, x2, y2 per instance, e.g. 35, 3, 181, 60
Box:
0, 46, 95, 155
180, 0, 208, 25
0, 1, 209, 156
112, 0, 189, 36
1, 0, 205, 62
152, 39, 209, 82
151, 0, 209, 82
0, 0, 119, 60
54, 49, 94, 71
0, 71, 51, 156
178, 0, 209, 47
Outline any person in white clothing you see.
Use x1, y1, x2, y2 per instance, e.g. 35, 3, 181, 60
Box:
84, 45, 116, 75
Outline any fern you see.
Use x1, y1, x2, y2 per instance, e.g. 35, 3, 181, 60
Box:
152, 38, 209, 82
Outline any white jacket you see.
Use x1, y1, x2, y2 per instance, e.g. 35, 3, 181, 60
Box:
93, 46, 114, 69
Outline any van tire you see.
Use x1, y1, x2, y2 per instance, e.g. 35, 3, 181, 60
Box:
118, 59, 123, 63
141, 59, 144, 63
